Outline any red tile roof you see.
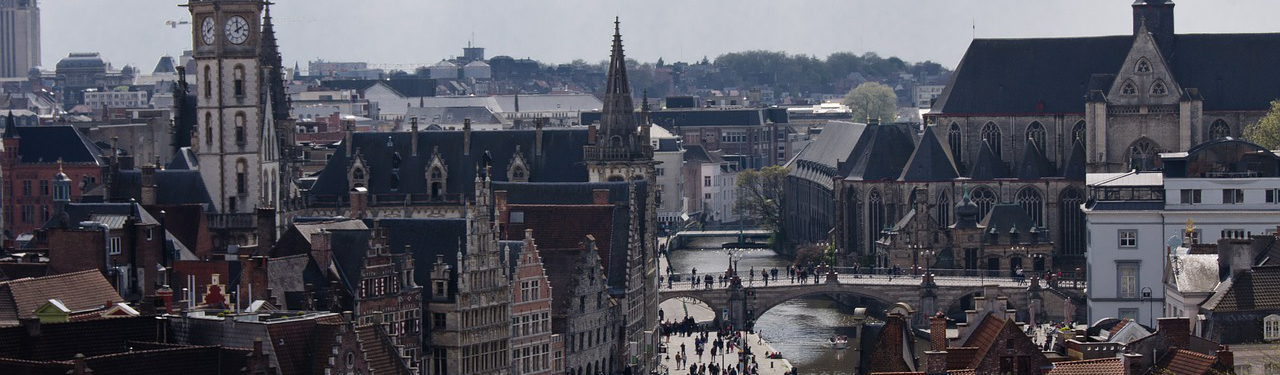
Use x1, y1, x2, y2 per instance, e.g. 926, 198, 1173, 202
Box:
1046, 357, 1124, 375
1157, 349, 1219, 375
0, 270, 122, 323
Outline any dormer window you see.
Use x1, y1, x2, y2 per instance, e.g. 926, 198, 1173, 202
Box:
1122, 81, 1138, 95
1136, 59, 1152, 73
1151, 81, 1168, 96
1265, 314, 1280, 341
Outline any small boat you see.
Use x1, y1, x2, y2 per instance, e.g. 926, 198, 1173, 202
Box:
829, 335, 848, 350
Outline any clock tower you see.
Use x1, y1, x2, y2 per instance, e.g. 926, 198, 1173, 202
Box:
186, 0, 282, 214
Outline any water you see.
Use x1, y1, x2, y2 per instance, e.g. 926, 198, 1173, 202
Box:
663, 247, 864, 374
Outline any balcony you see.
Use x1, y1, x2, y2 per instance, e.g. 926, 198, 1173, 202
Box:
583, 145, 653, 161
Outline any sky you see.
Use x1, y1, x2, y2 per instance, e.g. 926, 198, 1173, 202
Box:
38, 0, 1276, 72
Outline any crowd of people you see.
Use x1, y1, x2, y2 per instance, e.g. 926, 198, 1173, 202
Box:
659, 321, 798, 375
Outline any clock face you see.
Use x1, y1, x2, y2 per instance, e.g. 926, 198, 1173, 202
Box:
224, 15, 250, 45
201, 17, 216, 45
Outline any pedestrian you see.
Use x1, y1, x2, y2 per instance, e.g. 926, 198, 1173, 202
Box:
770, 267, 778, 281
762, 269, 769, 286
692, 267, 698, 278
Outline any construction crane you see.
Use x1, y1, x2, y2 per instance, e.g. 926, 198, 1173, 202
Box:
164, 20, 190, 29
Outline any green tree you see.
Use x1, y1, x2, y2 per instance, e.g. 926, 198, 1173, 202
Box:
735, 166, 789, 246
843, 82, 899, 123
1243, 100, 1280, 149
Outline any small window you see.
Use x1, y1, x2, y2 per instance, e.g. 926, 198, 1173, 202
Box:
1223, 189, 1244, 204
108, 237, 122, 255
1180, 189, 1202, 204
1264, 315, 1280, 341
1267, 189, 1280, 204
1186, 230, 1201, 245
1119, 230, 1138, 248
1151, 81, 1167, 96
433, 313, 447, 329
510, 211, 525, 224
703, 176, 711, 187
1136, 59, 1152, 73
1122, 82, 1137, 95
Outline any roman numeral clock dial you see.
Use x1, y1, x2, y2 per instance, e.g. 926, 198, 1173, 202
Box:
201, 17, 216, 45
225, 15, 249, 45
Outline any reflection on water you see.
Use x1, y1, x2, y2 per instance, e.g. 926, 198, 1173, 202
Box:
666, 248, 864, 374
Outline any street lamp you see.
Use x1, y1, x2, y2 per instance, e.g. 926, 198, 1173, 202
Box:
1141, 287, 1154, 327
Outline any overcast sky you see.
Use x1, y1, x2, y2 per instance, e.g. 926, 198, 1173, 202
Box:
39, 0, 1273, 72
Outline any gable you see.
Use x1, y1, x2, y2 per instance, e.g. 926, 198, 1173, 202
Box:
1106, 30, 1180, 106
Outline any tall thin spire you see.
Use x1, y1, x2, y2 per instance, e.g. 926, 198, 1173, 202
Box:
260, 1, 289, 122
3, 110, 17, 139
599, 17, 637, 144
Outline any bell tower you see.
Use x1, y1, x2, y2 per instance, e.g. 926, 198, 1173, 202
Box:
583, 18, 654, 183
186, 0, 280, 213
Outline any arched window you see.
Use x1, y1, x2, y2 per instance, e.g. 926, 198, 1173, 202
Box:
868, 189, 884, 246
235, 159, 248, 195
971, 186, 997, 221
1264, 314, 1280, 341
389, 173, 400, 191
203, 65, 212, 98
1151, 80, 1168, 96
981, 122, 1002, 158
1016, 187, 1044, 227
1026, 122, 1046, 151
1128, 138, 1161, 171
1059, 188, 1087, 257
1072, 121, 1087, 146
233, 65, 245, 97
1121, 81, 1137, 95
204, 112, 213, 145
948, 123, 963, 165
1135, 58, 1152, 73
428, 166, 446, 198
1209, 120, 1230, 140
936, 191, 950, 228
390, 152, 402, 169
353, 168, 365, 181
234, 112, 247, 145
511, 167, 527, 181
846, 189, 861, 255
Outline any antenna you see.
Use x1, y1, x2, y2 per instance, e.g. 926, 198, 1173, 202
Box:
972, 19, 976, 40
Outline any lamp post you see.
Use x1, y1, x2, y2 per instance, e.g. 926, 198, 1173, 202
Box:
1141, 287, 1154, 327
923, 249, 935, 275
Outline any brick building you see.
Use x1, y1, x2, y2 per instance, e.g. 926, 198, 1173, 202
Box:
2, 117, 103, 237
506, 230, 560, 375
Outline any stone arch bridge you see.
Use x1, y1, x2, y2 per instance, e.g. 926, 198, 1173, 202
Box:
661, 273, 1083, 330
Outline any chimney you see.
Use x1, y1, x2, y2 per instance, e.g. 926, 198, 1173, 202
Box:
72, 353, 90, 375
255, 207, 277, 250
411, 117, 419, 156
1123, 352, 1143, 375
925, 350, 948, 375
1158, 317, 1191, 349
463, 118, 472, 156
140, 163, 157, 205
588, 123, 598, 144
535, 118, 544, 156
349, 187, 368, 219
312, 230, 333, 272
592, 189, 611, 205
1216, 345, 1233, 369
493, 190, 508, 223
344, 118, 355, 155
929, 314, 948, 351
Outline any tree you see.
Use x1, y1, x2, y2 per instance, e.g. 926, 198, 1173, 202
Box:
1244, 100, 1280, 149
843, 82, 899, 123
735, 166, 789, 247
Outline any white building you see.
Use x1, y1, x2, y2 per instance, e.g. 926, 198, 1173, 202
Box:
914, 84, 944, 109
1084, 138, 1280, 324
83, 89, 150, 109
650, 125, 685, 223
428, 60, 458, 80
700, 158, 739, 224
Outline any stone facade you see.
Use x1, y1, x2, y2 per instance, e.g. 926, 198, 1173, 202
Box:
352, 222, 422, 371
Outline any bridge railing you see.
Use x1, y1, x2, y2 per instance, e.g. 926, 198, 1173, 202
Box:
658, 267, 1086, 290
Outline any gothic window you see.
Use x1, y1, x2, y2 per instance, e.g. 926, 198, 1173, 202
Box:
1264, 314, 1280, 341
868, 189, 884, 246
948, 123, 963, 165
1122, 81, 1137, 95
1072, 121, 1087, 146
971, 186, 997, 221
429, 167, 445, 198
235, 159, 248, 195
982, 122, 1002, 158
1059, 188, 1087, 257
233, 65, 245, 97
1209, 120, 1230, 140
1135, 58, 1152, 73
1128, 138, 1161, 171
847, 189, 861, 255
936, 191, 950, 229
353, 168, 365, 181
203, 66, 212, 98
234, 112, 247, 145
1016, 187, 1044, 227
511, 167, 527, 182
1151, 81, 1168, 96
204, 112, 213, 145
1026, 122, 1046, 151
391, 152, 402, 169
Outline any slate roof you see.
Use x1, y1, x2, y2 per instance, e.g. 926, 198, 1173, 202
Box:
1202, 265, 1280, 312
682, 144, 718, 164
0, 316, 159, 361
308, 129, 589, 199
980, 204, 1039, 236
325, 228, 374, 294
934, 33, 1280, 114
967, 142, 1009, 180
368, 219, 469, 302
5, 126, 102, 165
405, 106, 504, 125
1045, 357, 1124, 375
108, 169, 215, 208
323, 78, 437, 98
788, 121, 866, 170
0, 270, 123, 323
899, 127, 959, 182
841, 124, 916, 181
1014, 139, 1057, 180
1060, 140, 1086, 180
581, 108, 781, 128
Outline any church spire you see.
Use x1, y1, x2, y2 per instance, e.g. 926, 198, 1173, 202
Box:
260, 1, 289, 122
4, 110, 17, 139
599, 17, 637, 144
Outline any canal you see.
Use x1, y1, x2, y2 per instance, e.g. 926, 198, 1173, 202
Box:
661, 247, 867, 374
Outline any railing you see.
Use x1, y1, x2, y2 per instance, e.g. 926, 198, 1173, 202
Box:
583, 145, 653, 161
658, 267, 1087, 291
207, 213, 255, 229
1204, 171, 1259, 178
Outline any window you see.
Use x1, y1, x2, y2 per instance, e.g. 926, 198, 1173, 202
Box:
205, 112, 213, 145
21, 205, 32, 223
1186, 230, 1201, 245
971, 187, 997, 220
1268, 189, 1280, 203
108, 237, 122, 255
1136, 59, 1152, 73
1234, 365, 1252, 375
1119, 308, 1139, 321
39, 180, 48, 196
1265, 314, 1280, 341
510, 211, 524, 224
1122, 81, 1137, 95
1223, 189, 1244, 204
1128, 139, 1160, 171
981, 122, 1002, 158
656, 168, 664, 176
1072, 121, 1087, 147
1151, 81, 1168, 96
1118, 263, 1139, 299
1180, 189, 1202, 204
233, 66, 245, 97
703, 176, 711, 187
203, 66, 212, 98
1016, 187, 1044, 227
936, 193, 950, 229
234, 113, 247, 145
948, 123, 963, 165
1119, 230, 1138, 248
1210, 120, 1231, 140
1026, 122, 1046, 151
22, 180, 31, 197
